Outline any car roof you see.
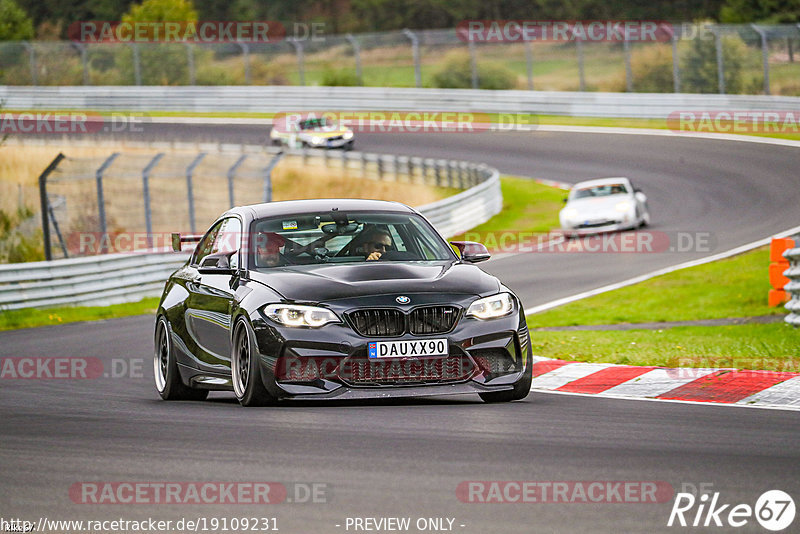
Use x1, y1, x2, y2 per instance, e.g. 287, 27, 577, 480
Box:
223, 198, 416, 220
571, 177, 632, 189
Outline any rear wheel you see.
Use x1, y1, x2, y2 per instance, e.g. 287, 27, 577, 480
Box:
232, 319, 277, 407
154, 317, 208, 401
479, 360, 533, 403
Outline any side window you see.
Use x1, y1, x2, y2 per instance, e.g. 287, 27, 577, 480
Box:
192, 220, 224, 266
192, 218, 241, 266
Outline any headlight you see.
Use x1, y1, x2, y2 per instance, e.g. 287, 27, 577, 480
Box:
466, 293, 514, 320
343, 131, 353, 140
311, 136, 324, 145
263, 304, 340, 328
615, 201, 632, 212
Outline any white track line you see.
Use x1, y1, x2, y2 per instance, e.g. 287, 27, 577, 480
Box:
524, 223, 800, 315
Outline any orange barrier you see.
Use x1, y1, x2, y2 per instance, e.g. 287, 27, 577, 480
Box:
768, 237, 795, 307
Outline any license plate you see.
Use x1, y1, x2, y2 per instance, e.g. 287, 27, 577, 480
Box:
368, 339, 448, 359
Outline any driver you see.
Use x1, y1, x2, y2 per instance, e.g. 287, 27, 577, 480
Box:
254, 231, 285, 267
360, 227, 393, 261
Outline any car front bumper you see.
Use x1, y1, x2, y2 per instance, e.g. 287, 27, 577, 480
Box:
250, 311, 530, 400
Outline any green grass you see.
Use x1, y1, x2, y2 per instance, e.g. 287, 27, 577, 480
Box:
527, 246, 782, 329
0, 297, 160, 331
450, 175, 564, 243
527, 246, 798, 372
531, 323, 800, 372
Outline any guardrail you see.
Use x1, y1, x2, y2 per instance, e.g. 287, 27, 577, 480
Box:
1, 140, 500, 310
3, 86, 800, 119
784, 247, 800, 326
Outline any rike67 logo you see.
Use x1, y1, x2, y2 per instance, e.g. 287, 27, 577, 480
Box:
668, 488, 795, 531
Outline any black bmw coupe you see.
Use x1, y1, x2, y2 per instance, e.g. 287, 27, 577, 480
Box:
154, 199, 532, 406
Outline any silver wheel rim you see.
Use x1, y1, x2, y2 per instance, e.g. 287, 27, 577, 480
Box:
154, 319, 169, 392
232, 325, 250, 398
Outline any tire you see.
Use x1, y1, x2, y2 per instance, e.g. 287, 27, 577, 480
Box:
154, 316, 209, 401
232, 318, 277, 407
479, 359, 533, 403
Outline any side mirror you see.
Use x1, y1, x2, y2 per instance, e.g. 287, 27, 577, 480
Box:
198, 252, 234, 274
562, 197, 568, 203
450, 241, 491, 263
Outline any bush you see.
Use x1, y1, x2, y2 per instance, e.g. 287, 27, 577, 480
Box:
0, 207, 44, 263
430, 49, 516, 90
321, 66, 360, 86
681, 32, 761, 94
625, 45, 675, 93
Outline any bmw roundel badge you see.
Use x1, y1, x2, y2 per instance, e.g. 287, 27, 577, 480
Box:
396, 296, 411, 304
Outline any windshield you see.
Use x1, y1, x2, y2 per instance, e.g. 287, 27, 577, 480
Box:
248, 211, 454, 269
299, 118, 334, 130
571, 183, 629, 199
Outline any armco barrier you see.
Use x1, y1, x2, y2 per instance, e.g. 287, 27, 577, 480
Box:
784, 247, 800, 326
0, 252, 190, 310
3, 86, 800, 119
1, 141, 500, 310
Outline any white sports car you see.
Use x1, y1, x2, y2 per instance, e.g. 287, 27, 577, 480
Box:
270, 116, 355, 150
559, 177, 650, 235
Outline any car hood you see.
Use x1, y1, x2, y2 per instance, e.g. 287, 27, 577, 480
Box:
299, 129, 350, 139
563, 195, 631, 215
247, 261, 500, 302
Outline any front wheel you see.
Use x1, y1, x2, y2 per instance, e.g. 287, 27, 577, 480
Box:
154, 316, 208, 401
479, 361, 532, 403
232, 318, 277, 407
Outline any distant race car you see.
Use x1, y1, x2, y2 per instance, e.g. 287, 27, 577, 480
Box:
559, 177, 650, 235
155, 199, 532, 406
270, 116, 355, 150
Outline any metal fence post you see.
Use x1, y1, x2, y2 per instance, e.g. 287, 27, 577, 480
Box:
238, 43, 251, 84
142, 153, 164, 248
95, 152, 119, 250
752, 24, 771, 95
346, 34, 362, 86
662, 23, 681, 93
185, 152, 206, 233
38, 153, 65, 261
403, 29, 421, 88
71, 42, 89, 85
128, 43, 142, 85
572, 29, 585, 91
623, 27, 633, 92
22, 42, 36, 85
394, 154, 401, 181
361, 151, 367, 177
129, 43, 141, 86
713, 27, 725, 94
227, 154, 247, 207
262, 152, 283, 203
525, 39, 534, 90
468, 40, 478, 89
288, 39, 305, 85
185, 43, 196, 85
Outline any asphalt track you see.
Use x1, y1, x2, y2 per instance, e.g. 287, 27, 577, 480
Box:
2, 124, 799, 533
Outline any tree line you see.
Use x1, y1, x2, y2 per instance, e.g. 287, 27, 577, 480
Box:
1, 0, 799, 41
